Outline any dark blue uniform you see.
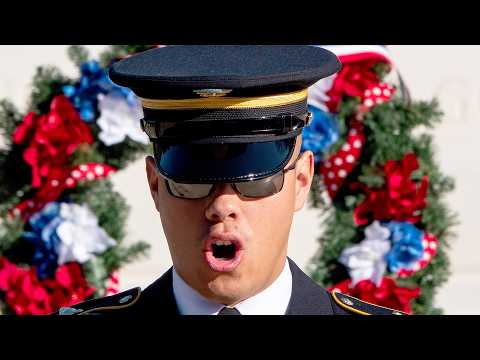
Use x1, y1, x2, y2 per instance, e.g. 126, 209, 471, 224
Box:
56, 258, 405, 315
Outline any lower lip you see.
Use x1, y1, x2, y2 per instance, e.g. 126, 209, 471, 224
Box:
204, 249, 244, 272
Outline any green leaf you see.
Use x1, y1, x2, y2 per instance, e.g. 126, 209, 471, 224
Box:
67, 45, 90, 68
27, 65, 73, 114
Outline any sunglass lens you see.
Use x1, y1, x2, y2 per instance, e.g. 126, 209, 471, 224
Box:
235, 172, 285, 198
166, 180, 213, 199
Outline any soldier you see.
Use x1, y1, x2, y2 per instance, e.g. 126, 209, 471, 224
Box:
56, 45, 406, 315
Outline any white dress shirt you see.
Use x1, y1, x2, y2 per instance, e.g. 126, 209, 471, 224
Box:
172, 259, 292, 315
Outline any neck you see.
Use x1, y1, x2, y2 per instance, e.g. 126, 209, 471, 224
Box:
172, 257, 293, 315
177, 258, 288, 303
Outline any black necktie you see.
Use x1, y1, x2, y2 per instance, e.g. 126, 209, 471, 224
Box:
218, 306, 241, 315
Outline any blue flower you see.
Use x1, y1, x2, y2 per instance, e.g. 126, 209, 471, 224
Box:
22, 202, 63, 280
384, 221, 424, 273
62, 60, 138, 122
301, 105, 340, 163
104, 74, 140, 108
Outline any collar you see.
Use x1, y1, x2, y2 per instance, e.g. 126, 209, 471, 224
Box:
172, 259, 292, 315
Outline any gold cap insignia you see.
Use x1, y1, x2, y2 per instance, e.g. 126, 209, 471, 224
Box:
193, 89, 233, 98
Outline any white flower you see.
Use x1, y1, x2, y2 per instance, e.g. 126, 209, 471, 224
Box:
55, 203, 116, 264
96, 93, 149, 146
339, 221, 391, 286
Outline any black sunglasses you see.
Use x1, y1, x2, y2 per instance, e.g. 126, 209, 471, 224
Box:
163, 152, 303, 200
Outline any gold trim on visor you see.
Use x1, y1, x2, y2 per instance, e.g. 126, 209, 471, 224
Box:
139, 89, 308, 110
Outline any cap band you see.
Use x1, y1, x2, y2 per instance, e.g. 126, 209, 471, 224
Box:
142, 112, 311, 139
138, 89, 308, 110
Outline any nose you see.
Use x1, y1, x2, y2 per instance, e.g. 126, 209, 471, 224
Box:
204, 184, 241, 223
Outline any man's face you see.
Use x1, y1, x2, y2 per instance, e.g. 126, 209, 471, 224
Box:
146, 136, 314, 305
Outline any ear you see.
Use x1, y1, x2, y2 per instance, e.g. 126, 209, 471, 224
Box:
145, 156, 161, 211
294, 150, 315, 212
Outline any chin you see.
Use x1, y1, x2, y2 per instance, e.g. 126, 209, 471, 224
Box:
205, 273, 253, 305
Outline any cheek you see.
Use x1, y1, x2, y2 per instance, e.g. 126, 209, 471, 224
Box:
246, 180, 296, 248
155, 182, 203, 249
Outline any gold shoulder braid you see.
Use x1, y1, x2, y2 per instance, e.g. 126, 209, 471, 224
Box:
331, 290, 408, 315
56, 287, 141, 315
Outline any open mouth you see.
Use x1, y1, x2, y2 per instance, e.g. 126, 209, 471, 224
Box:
212, 241, 236, 260
203, 237, 244, 272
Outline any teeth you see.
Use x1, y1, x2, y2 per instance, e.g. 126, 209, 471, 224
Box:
214, 240, 232, 246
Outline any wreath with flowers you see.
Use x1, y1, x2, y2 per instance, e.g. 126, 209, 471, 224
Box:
0, 45, 155, 314
303, 46, 457, 314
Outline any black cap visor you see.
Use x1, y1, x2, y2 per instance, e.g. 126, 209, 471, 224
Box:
153, 137, 296, 183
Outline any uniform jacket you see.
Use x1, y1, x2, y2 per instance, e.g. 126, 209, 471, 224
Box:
54, 258, 406, 316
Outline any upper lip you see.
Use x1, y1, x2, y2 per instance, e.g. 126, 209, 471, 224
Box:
202, 232, 244, 252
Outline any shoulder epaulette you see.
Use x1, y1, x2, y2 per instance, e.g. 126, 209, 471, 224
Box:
331, 290, 408, 315
54, 287, 141, 315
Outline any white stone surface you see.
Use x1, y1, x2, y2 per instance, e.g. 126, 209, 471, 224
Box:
0, 45, 478, 314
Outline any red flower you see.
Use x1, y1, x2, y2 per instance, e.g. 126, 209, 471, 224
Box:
12, 167, 70, 220
12, 112, 37, 145
43, 262, 96, 312
12, 95, 93, 188
353, 153, 429, 225
0, 257, 21, 291
330, 277, 420, 314
0, 257, 51, 314
12, 163, 116, 220
326, 59, 385, 113
0, 257, 95, 315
